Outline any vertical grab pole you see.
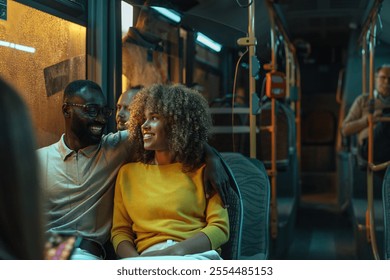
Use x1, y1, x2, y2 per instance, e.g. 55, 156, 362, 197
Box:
367, 19, 380, 260
285, 46, 291, 103
362, 37, 367, 95
295, 56, 302, 170
267, 4, 278, 239
248, 0, 257, 158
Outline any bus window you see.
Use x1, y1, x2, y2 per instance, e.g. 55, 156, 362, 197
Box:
0, 1, 86, 148
121, 4, 181, 90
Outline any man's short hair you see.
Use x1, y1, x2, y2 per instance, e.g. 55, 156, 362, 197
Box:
64, 80, 102, 101
376, 64, 390, 74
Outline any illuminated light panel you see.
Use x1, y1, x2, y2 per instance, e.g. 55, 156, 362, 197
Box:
196, 32, 222, 52
151, 7, 181, 23
0, 40, 36, 53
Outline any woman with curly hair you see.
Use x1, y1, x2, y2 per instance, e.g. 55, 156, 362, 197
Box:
111, 84, 229, 260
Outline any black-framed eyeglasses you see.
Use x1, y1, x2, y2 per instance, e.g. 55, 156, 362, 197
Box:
64, 103, 113, 118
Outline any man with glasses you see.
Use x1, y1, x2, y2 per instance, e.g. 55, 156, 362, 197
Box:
341, 64, 390, 168
37, 80, 230, 260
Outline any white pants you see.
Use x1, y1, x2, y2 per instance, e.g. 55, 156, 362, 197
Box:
123, 240, 222, 260
70, 248, 103, 260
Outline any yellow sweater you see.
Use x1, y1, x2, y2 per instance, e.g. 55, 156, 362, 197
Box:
111, 162, 229, 254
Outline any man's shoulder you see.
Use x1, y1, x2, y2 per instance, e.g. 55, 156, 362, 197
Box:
37, 140, 59, 154
356, 93, 369, 101
36, 140, 63, 167
351, 94, 369, 106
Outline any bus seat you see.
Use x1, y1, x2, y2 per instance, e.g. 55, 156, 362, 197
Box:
336, 150, 353, 211
249, 156, 298, 259
382, 167, 390, 259
351, 198, 384, 259
217, 151, 244, 260
269, 165, 299, 258
220, 152, 270, 259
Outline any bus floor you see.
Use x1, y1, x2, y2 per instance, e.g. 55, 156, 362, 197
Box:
281, 206, 357, 260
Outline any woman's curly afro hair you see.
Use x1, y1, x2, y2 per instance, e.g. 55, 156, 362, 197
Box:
128, 83, 212, 172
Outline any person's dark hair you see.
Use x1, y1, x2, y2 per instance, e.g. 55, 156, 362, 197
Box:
128, 83, 212, 172
121, 85, 143, 98
0, 78, 44, 259
376, 64, 390, 74
63, 80, 103, 102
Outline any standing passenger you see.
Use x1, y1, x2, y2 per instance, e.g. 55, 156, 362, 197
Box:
342, 64, 390, 165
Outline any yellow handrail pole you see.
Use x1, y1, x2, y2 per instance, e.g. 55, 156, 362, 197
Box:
367, 18, 380, 260
270, 96, 278, 239
276, 13, 301, 170
265, 0, 301, 169
357, 0, 383, 260
295, 57, 302, 169
270, 20, 278, 240
280, 46, 302, 173
265, 0, 278, 239
362, 37, 367, 95
248, 0, 257, 159
336, 68, 345, 151
285, 45, 291, 103
336, 69, 345, 104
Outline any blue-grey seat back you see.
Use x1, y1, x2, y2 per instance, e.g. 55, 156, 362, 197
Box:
217, 151, 244, 260
221, 152, 271, 259
382, 166, 390, 259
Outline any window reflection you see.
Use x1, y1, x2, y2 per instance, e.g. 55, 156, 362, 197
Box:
0, 1, 86, 147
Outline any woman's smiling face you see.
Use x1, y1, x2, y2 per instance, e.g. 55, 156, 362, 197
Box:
141, 109, 169, 152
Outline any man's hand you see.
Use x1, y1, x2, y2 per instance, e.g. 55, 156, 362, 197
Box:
203, 145, 230, 207
373, 112, 383, 124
